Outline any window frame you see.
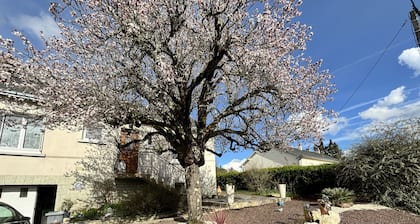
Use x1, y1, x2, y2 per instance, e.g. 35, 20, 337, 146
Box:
19, 188, 28, 198
0, 114, 45, 155
80, 126, 104, 144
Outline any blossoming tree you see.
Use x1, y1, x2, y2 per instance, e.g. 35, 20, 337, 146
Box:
0, 0, 335, 221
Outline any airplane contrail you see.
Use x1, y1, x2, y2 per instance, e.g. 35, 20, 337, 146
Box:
339, 86, 420, 114
331, 39, 411, 74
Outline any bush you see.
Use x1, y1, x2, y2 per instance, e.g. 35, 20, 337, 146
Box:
243, 169, 273, 194
61, 199, 74, 212
321, 187, 354, 206
216, 171, 246, 190
211, 209, 228, 224
81, 208, 102, 220
337, 119, 420, 214
216, 164, 337, 197
268, 164, 337, 197
113, 179, 183, 217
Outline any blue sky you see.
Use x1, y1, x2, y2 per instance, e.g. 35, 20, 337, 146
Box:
1, 1, 420, 171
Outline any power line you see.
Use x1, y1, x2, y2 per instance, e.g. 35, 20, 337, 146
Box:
339, 19, 408, 111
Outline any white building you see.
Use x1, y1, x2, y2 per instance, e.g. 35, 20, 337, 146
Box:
242, 148, 338, 171
0, 89, 216, 224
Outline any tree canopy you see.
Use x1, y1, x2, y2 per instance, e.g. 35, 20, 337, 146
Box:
315, 139, 341, 159
0, 0, 335, 221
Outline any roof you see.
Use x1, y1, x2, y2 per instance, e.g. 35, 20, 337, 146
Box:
286, 148, 338, 162
242, 147, 338, 167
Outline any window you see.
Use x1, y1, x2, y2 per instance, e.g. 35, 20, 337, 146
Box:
0, 205, 14, 220
19, 188, 28, 198
82, 126, 103, 143
0, 115, 44, 152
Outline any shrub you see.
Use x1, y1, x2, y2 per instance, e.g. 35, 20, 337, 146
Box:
216, 164, 337, 197
268, 164, 337, 197
337, 119, 420, 214
81, 208, 102, 220
242, 169, 273, 194
321, 187, 354, 206
113, 179, 183, 217
216, 171, 246, 190
61, 199, 74, 211
91, 178, 116, 205
212, 209, 228, 224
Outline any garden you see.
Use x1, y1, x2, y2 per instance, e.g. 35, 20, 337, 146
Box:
63, 119, 420, 224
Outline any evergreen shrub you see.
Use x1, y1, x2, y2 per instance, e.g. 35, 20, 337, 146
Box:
321, 187, 354, 206
216, 171, 246, 190
267, 164, 337, 197
336, 119, 420, 214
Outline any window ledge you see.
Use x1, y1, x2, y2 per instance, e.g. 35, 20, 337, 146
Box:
0, 150, 45, 157
78, 140, 106, 145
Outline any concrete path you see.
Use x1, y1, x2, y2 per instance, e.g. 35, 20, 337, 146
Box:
331, 203, 391, 214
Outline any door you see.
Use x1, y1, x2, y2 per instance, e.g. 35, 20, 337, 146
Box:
33, 186, 57, 224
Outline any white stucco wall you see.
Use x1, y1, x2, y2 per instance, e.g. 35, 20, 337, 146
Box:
0, 127, 97, 211
0, 175, 90, 212
0, 104, 92, 177
200, 147, 217, 197
298, 158, 335, 166
0, 186, 37, 224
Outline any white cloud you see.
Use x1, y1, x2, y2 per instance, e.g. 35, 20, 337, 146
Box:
398, 48, 420, 77
400, 100, 420, 117
377, 86, 406, 106
335, 100, 420, 145
333, 121, 377, 144
330, 87, 420, 148
222, 159, 246, 172
359, 106, 402, 121
333, 132, 360, 143
359, 86, 406, 121
11, 12, 60, 39
324, 116, 348, 136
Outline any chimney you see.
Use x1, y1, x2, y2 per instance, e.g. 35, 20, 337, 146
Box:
298, 143, 303, 151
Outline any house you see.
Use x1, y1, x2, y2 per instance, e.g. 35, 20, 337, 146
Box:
241, 147, 338, 171
0, 89, 216, 224
0, 89, 93, 224
115, 127, 217, 197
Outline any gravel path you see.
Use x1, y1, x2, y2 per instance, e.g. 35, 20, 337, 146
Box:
155, 200, 420, 224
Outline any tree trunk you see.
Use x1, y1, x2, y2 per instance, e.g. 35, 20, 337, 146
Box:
186, 163, 202, 222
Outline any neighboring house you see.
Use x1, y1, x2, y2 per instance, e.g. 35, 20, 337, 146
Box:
241, 147, 338, 171
0, 89, 216, 224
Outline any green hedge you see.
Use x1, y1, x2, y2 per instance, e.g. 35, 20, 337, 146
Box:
268, 164, 337, 197
217, 164, 337, 197
216, 171, 246, 190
